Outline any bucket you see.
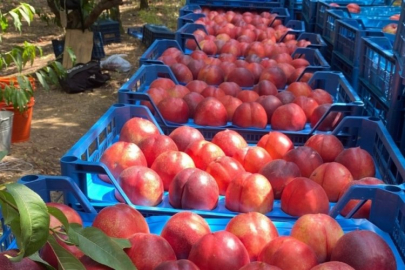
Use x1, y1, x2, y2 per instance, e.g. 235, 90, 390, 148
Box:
0, 111, 14, 153
0, 98, 35, 143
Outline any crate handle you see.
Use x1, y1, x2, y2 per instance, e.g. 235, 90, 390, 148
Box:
329, 185, 402, 224
308, 102, 364, 134
278, 31, 299, 42
18, 175, 98, 215
60, 158, 134, 207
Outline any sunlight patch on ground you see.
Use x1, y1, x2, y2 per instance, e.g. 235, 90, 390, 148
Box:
31, 117, 80, 129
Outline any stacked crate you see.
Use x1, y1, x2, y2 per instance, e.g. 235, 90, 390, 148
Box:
4, 1, 405, 268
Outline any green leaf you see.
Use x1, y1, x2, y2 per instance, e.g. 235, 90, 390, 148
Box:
36, 71, 49, 90
0, 150, 7, 161
47, 235, 86, 270
0, 15, 8, 32
0, 191, 19, 224
47, 206, 70, 231
47, 67, 59, 85
66, 47, 76, 65
68, 224, 136, 270
21, 4, 35, 22
111, 238, 132, 249
6, 183, 50, 261
18, 8, 31, 26
8, 11, 22, 32
28, 252, 55, 270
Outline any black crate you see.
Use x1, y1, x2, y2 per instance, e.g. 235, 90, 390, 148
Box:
51, 31, 105, 61
142, 24, 175, 48
91, 19, 121, 44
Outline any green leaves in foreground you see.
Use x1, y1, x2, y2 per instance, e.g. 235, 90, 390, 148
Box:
68, 224, 135, 270
0, 183, 49, 261
0, 182, 136, 269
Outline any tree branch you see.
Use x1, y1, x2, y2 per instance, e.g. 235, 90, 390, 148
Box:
84, 0, 124, 28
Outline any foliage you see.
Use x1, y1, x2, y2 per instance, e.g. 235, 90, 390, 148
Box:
0, 182, 137, 269
0, 3, 68, 112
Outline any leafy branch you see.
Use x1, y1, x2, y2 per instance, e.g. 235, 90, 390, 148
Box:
0, 182, 136, 269
0, 3, 70, 112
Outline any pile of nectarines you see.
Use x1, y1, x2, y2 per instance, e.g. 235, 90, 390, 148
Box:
8, 201, 396, 270
98, 117, 382, 220
142, 75, 341, 131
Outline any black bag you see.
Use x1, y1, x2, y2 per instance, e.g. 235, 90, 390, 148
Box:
60, 61, 110, 94
60, 0, 81, 10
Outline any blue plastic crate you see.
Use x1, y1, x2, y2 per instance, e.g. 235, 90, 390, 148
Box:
60, 103, 405, 218
118, 66, 361, 138
138, 44, 331, 83
358, 36, 405, 149
141, 24, 176, 48
331, 18, 397, 90
176, 7, 290, 29
315, 0, 395, 33
140, 38, 327, 68
308, 1, 399, 27
2, 175, 405, 269
323, 11, 397, 46
184, 0, 285, 8
393, 0, 405, 76
179, 4, 203, 16
175, 21, 305, 55
91, 19, 121, 44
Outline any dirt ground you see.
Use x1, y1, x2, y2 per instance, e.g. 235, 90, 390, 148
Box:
0, 1, 163, 183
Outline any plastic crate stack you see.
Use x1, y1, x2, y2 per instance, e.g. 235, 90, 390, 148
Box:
3, 174, 405, 270
5, 1, 405, 268
300, 0, 399, 63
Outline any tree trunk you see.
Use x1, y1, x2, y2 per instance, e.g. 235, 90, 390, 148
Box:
140, 0, 149, 10
109, 7, 124, 33
47, 0, 123, 29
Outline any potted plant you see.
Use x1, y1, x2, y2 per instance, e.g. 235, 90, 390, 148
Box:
0, 4, 66, 143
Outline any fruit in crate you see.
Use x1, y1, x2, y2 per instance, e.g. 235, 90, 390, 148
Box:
311, 261, 355, 269
188, 230, 250, 270
382, 23, 398, 35
225, 212, 279, 261
283, 146, 323, 178
281, 177, 329, 216
258, 236, 318, 270
151, 150, 196, 190
125, 233, 176, 270
240, 262, 282, 270
309, 162, 353, 202
98, 141, 147, 184
211, 129, 248, 157
1, 249, 46, 269
169, 168, 219, 210
119, 117, 160, 145
138, 134, 178, 166
335, 147, 376, 179
290, 214, 344, 263
92, 204, 149, 238
259, 159, 301, 199
226, 172, 274, 213
157, 97, 190, 124
115, 166, 164, 206
330, 230, 397, 270
161, 212, 211, 259
346, 3, 361, 13
389, 14, 400, 20
154, 260, 200, 270
47, 202, 83, 230
304, 134, 344, 162
337, 177, 384, 218
169, 126, 204, 152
